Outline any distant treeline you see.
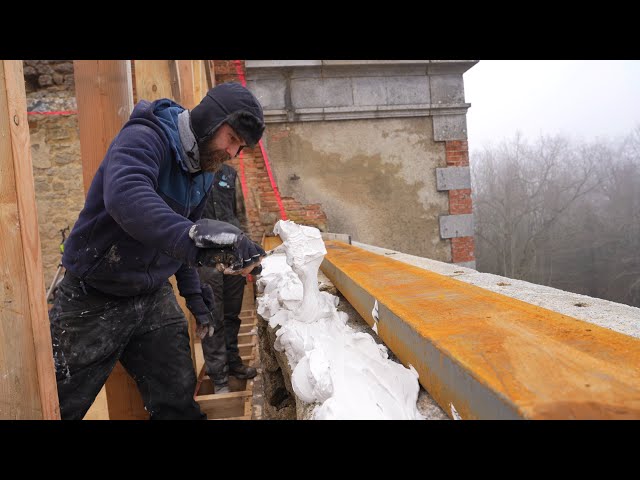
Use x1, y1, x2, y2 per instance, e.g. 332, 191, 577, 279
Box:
471, 127, 640, 308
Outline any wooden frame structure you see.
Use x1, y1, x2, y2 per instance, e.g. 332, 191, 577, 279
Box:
0, 60, 59, 419
1, 58, 258, 420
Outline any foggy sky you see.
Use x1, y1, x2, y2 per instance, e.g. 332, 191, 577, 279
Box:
463, 60, 640, 151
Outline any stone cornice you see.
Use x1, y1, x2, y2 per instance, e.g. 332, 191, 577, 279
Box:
245, 60, 477, 124
262, 103, 471, 123
245, 60, 478, 75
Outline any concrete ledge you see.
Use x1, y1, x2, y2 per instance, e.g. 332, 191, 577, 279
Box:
321, 240, 640, 419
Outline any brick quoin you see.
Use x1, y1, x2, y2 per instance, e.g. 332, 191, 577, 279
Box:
445, 140, 475, 264
449, 189, 472, 215
445, 140, 469, 167
451, 236, 475, 263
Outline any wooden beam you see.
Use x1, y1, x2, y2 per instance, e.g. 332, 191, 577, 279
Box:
73, 60, 148, 420
175, 60, 196, 109
132, 60, 199, 370
192, 60, 206, 105
133, 60, 174, 101
168, 61, 182, 103
196, 391, 251, 418
0, 60, 60, 419
204, 60, 215, 90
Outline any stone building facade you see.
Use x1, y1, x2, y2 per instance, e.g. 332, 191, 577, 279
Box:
27, 59, 477, 286
239, 60, 477, 267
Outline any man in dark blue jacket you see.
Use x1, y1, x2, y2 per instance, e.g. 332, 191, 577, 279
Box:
49, 82, 266, 420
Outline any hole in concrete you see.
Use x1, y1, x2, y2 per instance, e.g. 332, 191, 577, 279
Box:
574, 302, 588, 307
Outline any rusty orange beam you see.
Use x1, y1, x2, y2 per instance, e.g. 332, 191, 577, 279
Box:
320, 241, 640, 419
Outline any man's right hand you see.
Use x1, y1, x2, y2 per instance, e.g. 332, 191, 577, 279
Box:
196, 248, 237, 269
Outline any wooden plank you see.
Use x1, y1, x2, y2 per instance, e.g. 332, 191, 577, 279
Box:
133, 60, 174, 101
192, 60, 206, 106
199, 400, 247, 418
197, 390, 251, 404
211, 415, 251, 420
239, 325, 255, 334
133, 61, 199, 370
238, 342, 255, 357
204, 60, 215, 89
168, 61, 181, 102
194, 339, 205, 379
83, 386, 109, 420
243, 378, 254, 418
237, 332, 255, 340
175, 60, 196, 109
0, 60, 59, 419
323, 240, 640, 419
105, 362, 147, 420
169, 276, 198, 371
73, 60, 148, 420
74, 60, 133, 194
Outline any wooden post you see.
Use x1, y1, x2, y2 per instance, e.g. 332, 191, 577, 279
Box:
175, 60, 196, 109
133, 60, 202, 370
73, 60, 148, 420
0, 60, 60, 419
204, 60, 215, 89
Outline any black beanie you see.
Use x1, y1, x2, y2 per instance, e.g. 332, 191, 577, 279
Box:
190, 82, 265, 147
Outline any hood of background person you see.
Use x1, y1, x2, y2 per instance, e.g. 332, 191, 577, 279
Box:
189, 82, 265, 148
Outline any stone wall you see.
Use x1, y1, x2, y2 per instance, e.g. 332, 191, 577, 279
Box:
243, 60, 477, 266
24, 60, 82, 287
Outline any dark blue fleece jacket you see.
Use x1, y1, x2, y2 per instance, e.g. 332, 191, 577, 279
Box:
62, 98, 214, 297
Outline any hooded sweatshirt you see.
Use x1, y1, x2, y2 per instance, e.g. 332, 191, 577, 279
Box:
63, 98, 218, 297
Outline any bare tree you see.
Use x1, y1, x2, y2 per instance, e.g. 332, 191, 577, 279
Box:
471, 127, 640, 307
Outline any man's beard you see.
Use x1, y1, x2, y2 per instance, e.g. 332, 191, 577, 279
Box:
199, 144, 231, 173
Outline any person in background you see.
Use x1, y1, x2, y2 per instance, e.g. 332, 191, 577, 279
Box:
197, 162, 261, 394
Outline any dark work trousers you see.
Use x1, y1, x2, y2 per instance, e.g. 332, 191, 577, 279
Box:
197, 267, 246, 388
49, 272, 205, 420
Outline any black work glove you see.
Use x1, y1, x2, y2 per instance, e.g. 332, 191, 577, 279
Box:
185, 284, 221, 339
230, 239, 266, 271
191, 218, 241, 269
249, 264, 263, 275
190, 218, 242, 248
